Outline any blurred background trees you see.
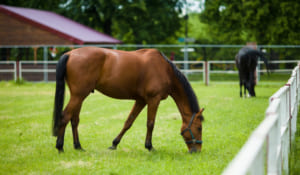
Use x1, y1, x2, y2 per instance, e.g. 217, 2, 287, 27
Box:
1, 0, 300, 45
199, 0, 300, 45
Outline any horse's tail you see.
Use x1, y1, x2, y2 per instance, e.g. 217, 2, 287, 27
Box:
52, 54, 69, 136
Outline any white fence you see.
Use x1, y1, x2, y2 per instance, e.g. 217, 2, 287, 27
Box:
0, 60, 299, 82
222, 65, 300, 175
174, 60, 299, 85
0, 61, 17, 81
18, 61, 57, 82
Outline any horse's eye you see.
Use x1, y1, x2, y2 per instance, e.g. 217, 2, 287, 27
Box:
198, 127, 202, 132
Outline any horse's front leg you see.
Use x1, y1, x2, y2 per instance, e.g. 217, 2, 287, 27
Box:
109, 100, 146, 150
145, 97, 160, 151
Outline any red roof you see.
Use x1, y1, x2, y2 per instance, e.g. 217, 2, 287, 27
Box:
0, 5, 122, 44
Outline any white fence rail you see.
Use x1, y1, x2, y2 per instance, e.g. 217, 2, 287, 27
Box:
0, 60, 299, 82
0, 61, 17, 81
222, 65, 300, 175
18, 61, 57, 82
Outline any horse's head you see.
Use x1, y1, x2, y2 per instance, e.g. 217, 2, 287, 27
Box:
181, 108, 204, 153
248, 84, 256, 97
245, 81, 256, 97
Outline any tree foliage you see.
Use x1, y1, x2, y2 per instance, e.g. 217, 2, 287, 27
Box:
200, 0, 300, 45
1, 0, 63, 11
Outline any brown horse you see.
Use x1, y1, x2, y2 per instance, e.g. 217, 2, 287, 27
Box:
53, 47, 204, 153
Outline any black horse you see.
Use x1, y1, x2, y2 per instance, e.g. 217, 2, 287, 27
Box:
235, 47, 269, 97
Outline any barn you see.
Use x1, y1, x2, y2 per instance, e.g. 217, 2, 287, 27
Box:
0, 4, 121, 46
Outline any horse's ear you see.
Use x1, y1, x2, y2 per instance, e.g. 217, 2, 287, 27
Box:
196, 108, 204, 115
200, 108, 204, 113
197, 108, 205, 121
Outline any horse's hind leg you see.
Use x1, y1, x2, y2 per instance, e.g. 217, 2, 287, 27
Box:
239, 80, 242, 97
109, 100, 146, 150
238, 71, 243, 97
71, 106, 84, 150
56, 95, 85, 152
244, 82, 247, 97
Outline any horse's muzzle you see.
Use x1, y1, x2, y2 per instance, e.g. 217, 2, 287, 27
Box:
189, 147, 201, 153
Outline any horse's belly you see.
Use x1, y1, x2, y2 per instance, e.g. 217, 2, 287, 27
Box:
95, 84, 139, 100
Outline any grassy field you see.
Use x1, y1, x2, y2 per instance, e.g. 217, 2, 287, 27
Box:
186, 72, 291, 82
290, 111, 300, 175
0, 80, 286, 174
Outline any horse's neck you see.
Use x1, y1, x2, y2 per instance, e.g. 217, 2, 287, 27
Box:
170, 82, 193, 123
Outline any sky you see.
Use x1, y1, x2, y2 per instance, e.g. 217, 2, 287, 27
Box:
183, 0, 204, 14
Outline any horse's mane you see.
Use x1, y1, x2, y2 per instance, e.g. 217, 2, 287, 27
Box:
160, 52, 200, 113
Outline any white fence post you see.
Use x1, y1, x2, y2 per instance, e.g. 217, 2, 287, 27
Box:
19, 61, 22, 80
205, 61, 210, 86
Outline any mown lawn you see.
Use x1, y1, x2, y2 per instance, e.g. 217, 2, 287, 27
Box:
290, 111, 300, 175
0, 81, 284, 174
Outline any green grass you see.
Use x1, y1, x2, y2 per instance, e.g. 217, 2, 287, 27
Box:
0, 81, 285, 174
186, 72, 291, 82
290, 111, 300, 175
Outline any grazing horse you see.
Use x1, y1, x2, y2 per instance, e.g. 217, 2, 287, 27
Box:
53, 47, 204, 153
235, 47, 269, 97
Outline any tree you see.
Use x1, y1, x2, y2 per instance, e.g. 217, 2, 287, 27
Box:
1, 0, 63, 12
200, 0, 300, 45
59, 0, 116, 36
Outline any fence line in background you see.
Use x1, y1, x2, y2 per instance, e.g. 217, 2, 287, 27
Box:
18, 61, 57, 82
0, 61, 16, 81
0, 60, 299, 82
222, 65, 300, 175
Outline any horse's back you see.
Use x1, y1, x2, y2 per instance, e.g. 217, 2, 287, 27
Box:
236, 47, 258, 71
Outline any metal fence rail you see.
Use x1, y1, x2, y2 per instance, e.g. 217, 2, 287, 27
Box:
222, 65, 300, 175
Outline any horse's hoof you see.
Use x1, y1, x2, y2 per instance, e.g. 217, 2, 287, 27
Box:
148, 147, 156, 152
108, 145, 117, 150
58, 149, 64, 154
76, 148, 86, 152
74, 144, 85, 152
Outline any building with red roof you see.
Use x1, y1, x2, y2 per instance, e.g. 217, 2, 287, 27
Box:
0, 4, 122, 45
